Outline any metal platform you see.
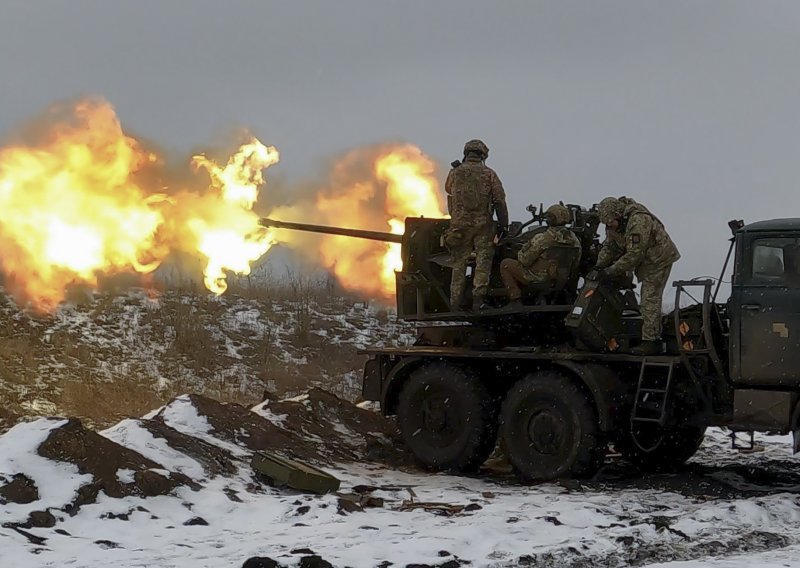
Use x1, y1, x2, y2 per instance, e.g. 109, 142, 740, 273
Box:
359, 344, 682, 364
406, 303, 572, 322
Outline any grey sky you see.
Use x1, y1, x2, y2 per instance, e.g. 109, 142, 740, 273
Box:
2, 1, 800, 289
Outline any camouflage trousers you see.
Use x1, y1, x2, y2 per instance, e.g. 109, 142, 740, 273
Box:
449, 223, 495, 308
639, 265, 672, 341
499, 258, 548, 301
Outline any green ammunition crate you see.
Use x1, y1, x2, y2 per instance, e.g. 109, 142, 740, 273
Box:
251, 451, 341, 494
565, 279, 626, 351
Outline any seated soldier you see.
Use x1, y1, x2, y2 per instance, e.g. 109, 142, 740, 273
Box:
500, 204, 582, 307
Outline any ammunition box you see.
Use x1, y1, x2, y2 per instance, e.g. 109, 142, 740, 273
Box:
251, 451, 341, 494
565, 280, 626, 351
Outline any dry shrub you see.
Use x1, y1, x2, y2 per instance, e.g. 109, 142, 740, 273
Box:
0, 336, 38, 368
56, 376, 179, 429
163, 298, 217, 370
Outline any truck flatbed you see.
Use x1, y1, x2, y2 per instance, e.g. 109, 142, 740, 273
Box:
359, 345, 680, 364
406, 304, 571, 322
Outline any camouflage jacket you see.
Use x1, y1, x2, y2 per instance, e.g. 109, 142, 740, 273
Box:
597, 202, 680, 278
445, 157, 509, 228
517, 226, 582, 279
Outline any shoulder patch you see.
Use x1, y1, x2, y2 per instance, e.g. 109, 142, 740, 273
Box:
631, 233, 641, 244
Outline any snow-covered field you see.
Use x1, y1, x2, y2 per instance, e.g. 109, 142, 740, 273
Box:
4, 393, 800, 568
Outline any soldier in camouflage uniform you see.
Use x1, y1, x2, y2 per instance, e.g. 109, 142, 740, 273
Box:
500, 204, 581, 306
445, 139, 509, 310
595, 197, 680, 355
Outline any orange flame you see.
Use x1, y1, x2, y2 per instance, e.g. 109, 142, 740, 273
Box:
375, 148, 445, 295
187, 140, 280, 293
0, 98, 444, 309
273, 144, 446, 300
0, 99, 281, 309
0, 99, 168, 310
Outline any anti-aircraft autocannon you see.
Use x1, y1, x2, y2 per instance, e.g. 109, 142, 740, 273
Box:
261, 204, 604, 323
267, 207, 800, 484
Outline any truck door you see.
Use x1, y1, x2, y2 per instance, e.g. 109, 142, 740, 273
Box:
731, 234, 800, 385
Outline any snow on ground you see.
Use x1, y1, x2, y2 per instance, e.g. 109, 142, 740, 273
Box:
5, 397, 800, 567
0, 419, 92, 525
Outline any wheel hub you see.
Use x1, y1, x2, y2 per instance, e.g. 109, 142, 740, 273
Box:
422, 397, 450, 433
527, 410, 566, 455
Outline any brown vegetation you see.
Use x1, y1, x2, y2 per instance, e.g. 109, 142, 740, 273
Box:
0, 274, 411, 431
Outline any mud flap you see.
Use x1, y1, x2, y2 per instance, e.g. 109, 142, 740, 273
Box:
362, 357, 382, 402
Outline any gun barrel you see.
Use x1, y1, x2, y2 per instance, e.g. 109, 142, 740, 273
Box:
260, 218, 403, 243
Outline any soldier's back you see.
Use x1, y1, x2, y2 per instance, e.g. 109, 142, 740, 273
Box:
448, 161, 494, 226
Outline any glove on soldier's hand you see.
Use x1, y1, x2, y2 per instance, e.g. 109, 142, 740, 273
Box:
594, 268, 613, 283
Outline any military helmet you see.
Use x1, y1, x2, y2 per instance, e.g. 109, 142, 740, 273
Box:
544, 204, 571, 226
463, 139, 489, 158
597, 197, 624, 225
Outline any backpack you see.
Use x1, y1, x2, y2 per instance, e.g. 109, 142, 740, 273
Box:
451, 165, 485, 212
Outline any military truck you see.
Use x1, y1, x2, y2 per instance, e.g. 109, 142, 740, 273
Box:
261, 212, 800, 481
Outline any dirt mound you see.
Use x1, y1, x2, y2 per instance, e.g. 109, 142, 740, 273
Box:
140, 419, 239, 477
180, 389, 412, 467
269, 388, 412, 467
0, 473, 39, 504
38, 418, 196, 503
0, 387, 411, 539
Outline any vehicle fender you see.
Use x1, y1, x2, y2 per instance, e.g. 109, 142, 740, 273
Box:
553, 361, 629, 432
380, 356, 427, 416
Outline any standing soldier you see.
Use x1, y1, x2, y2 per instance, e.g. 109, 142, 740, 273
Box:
445, 139, 509, 310
595, 197, 680, 355
500, 204, 581, 307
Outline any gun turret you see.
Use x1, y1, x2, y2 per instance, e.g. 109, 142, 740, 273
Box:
260, 218, 403, 244
260, 207, 602, 322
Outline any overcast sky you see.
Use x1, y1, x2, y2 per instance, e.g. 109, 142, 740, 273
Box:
2, 1, 800, 290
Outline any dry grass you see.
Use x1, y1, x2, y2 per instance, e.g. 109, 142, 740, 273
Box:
160, 295, 218, 371
0, 272, 407, 429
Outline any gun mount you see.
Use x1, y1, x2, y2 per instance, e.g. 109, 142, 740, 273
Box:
260, 206, 605, 325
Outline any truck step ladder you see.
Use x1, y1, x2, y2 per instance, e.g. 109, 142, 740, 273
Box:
632, 358, 675, 425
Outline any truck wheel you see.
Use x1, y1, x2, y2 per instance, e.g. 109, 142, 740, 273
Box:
500, 371, 602, 481
615, 424, 706, 472
397, 362, 497, 472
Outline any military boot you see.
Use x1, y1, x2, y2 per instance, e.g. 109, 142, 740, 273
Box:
630, 340, 664, 356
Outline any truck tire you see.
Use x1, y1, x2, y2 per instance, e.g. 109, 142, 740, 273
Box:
615, 423, 706, 472
397, 362, 497, 472
500, 371, 602, 481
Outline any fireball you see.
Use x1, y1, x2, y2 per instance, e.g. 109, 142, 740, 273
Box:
0, 97, 444, 310
274, 144, 446, 300
187, 139, 280, 293
0, 99, 168, 310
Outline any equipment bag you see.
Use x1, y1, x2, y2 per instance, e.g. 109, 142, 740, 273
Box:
451, 166, 484, 212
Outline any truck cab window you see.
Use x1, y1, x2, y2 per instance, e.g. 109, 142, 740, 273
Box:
748, 237, 799, 286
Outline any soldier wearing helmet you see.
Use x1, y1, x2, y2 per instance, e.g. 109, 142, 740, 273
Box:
445, 139, 509, 310
500, 204, 581, 307
595, 196, 680, 354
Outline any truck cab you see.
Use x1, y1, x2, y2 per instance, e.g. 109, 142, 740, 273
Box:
729, 219, 800, 387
